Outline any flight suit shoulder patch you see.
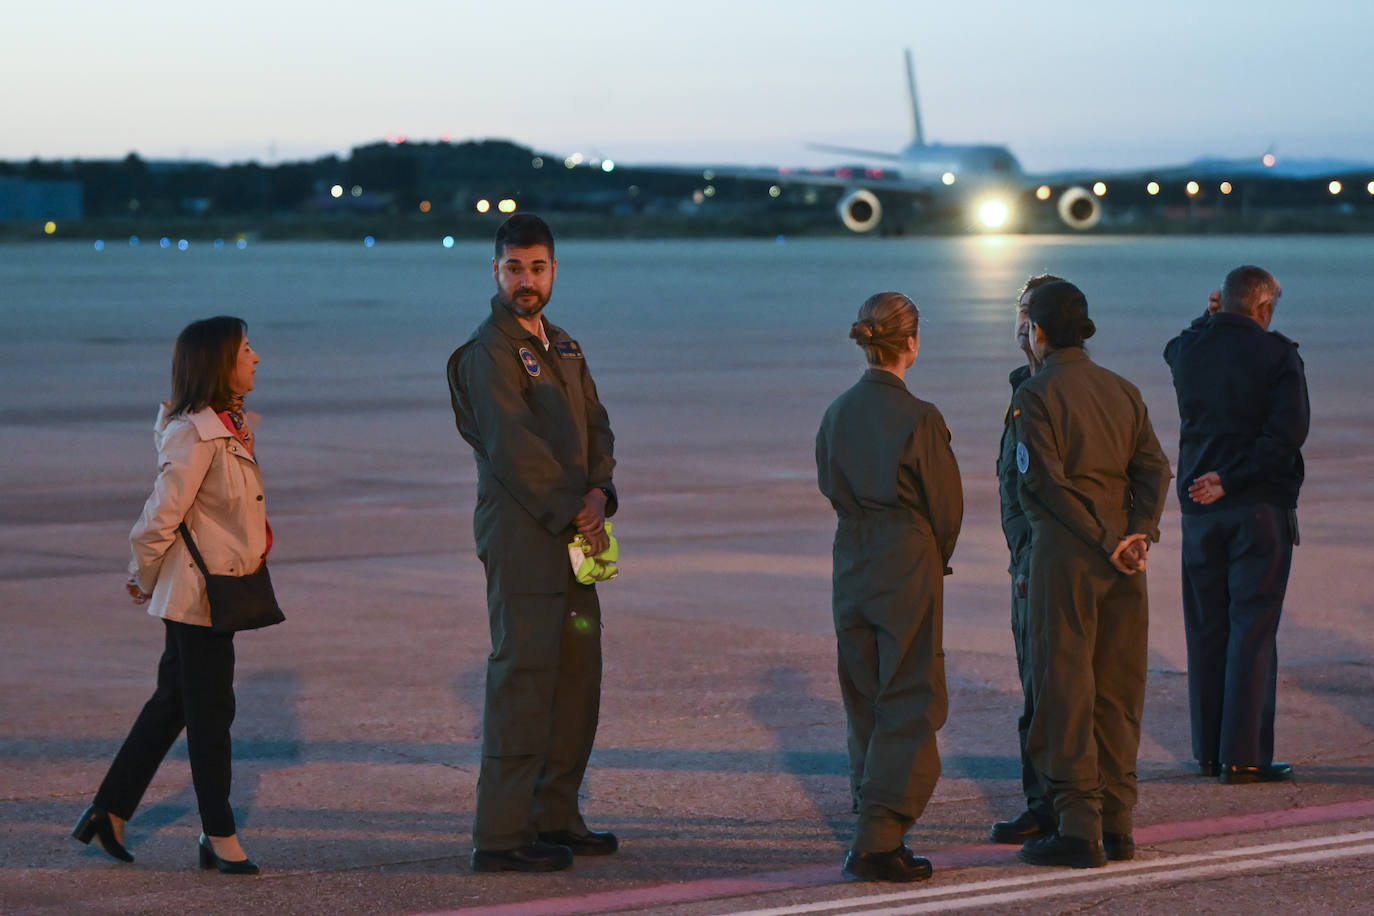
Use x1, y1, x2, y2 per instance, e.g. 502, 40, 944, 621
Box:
518, 347, 541, 377
555, 339, 584, 359
1016, 441, 1029, 474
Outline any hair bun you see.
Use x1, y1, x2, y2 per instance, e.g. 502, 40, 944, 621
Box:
1080, 318, 1097, 341
849, 319, 876, 343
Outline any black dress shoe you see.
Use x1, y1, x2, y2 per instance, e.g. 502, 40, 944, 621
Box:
990, 809, 1055, 844
537, 829, 618, 856
71, 805, 134, 863
198, 835, 261, 875
471, 841, 574, 873
842, 845, 933, 882
1219, 762, 1293, 784
1103, 832, 1135, 861
1018, 832, 1107, 869
1197, 760, 1220, 778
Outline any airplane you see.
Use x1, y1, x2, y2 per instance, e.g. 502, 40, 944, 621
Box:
590, 50, 1310, 234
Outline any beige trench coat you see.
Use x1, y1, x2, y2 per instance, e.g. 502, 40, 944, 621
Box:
128, 405, 268, 627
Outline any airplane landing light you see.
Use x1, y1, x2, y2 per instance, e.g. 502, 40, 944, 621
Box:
1092, 182, 1107, 197
1035, 185, 1051, 201
1146, 182, 1160, 196
475, 199, 491, 213
977, 199, 1009, 230
1220, 182, 1233, 195
1186, 181, 1200, 196
941, 171, 956, 186
497, 198, 517, 213
330, 185, 344, 198
1328, 180, 1343, 195
601, 160, 615, 172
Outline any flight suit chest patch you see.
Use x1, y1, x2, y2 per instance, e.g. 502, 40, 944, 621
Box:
518, 347, 541, 377
555, 339, 584, 359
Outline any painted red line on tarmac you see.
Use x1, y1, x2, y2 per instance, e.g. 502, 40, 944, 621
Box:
427, 797, 1374, 916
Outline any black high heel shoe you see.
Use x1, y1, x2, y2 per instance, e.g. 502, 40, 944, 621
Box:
72, 805, 134, 863
198, 834, 260, 875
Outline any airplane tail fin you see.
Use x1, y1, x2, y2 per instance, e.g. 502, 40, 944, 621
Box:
905, 49, 925, 147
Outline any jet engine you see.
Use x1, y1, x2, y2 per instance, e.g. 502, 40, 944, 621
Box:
838, 188, 883, 233
1056, 186, 1102, 230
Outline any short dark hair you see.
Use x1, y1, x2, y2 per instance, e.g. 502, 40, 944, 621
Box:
850, 291, 920, 367
494, 213, 555, 259
1027, 280, 1095, 349
1220, 265, 1279, 317
169, 316, 246, 416
1018, 273, 1063, 305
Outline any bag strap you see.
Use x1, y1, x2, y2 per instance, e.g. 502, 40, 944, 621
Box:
177, 521, 212, 578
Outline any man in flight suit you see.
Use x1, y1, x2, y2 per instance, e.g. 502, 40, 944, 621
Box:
1164, 265, 1308, 784
447, 213, 619, 872
989, 274, 1060, 845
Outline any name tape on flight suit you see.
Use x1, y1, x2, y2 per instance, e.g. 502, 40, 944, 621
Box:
555, 340, 584, 359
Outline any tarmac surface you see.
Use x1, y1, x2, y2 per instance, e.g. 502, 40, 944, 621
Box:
3, 236, 1373, 914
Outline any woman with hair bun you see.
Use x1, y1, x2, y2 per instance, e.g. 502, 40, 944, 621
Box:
815, 291, 963, 883
1010, 280, 1172, 869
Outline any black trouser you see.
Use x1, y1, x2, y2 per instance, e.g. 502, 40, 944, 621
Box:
473, 574, 603, 850
1181, 502, 1293, 767
94, 619, 237, 836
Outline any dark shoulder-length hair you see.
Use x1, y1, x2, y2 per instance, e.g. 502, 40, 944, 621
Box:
168, 316, 246, 416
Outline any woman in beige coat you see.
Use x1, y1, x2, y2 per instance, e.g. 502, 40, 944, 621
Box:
72, 316, 268, 874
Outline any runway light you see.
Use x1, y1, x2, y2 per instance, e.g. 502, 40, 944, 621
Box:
1328, 180, 1343, 195
236, 239, 247, 249
475, 199, 491, 213
1262, 153, 1277, 168
941, 171, 956, 186
160, 237, 170, 248
1146, 181, 1160, 196
419, 200, 431, 213
363, 235, 376, 247
129, 236, 139, 246
1092, 181, 1107, 197
1220, 182, 1233, 195
703, 185, 716, 198
692, 190, 705, 205
1367, 181, 1374, 195
601, 159, 615, 172
178, 239, 189, 250
531, 157, 544, 169
442, 236, 454, 248
94, 240, 104, 251
768, 185, 782, 198
43, 221, 56, 234
351, 185, 362, 198
497, 198, 517, 213
331, 185, 343, 198
1035, 185, 1051, 201
977, 199, 1009, 229
1186, 181, 1200, 196
703, 169, 715, 181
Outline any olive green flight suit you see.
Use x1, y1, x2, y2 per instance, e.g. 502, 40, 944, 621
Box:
816, 369, 963, 853
447, 296, 617, 851
1011, 348, 1171, 842
997, 363, 1053, 823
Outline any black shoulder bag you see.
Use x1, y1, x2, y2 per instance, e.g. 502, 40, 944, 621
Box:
177, 521, 285, 633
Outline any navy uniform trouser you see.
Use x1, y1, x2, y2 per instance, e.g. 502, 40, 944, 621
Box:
1027, 523, 1148, 842
473, 573, 602, 850
94, 619, 238, 837
1181, 502, 1293, 767
1010, 563, 1053, 822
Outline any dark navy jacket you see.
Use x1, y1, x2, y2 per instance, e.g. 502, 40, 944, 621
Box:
1163, 311, 1309, 514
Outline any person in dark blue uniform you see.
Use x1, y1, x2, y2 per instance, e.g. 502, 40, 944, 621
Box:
1164, 265, 1308, 784
1012, 281, 1172, 869
448, 214, 619, 872
989, 274, 1061, 846
816, 292, 963, 882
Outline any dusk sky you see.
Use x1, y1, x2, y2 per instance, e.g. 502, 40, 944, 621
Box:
6, 0, 1371, 173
